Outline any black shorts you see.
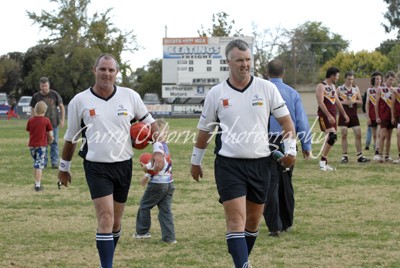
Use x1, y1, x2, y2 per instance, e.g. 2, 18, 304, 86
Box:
84, 159, 132, 203
338, 114, 360, 128
214, 155, 272, 204
380, 120, 395, 129
396, 116, 400, 127
368, 120, 378, 128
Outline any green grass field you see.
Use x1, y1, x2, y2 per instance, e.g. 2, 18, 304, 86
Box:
1, 117, 399, 267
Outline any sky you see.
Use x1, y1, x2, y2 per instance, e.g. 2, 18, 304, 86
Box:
0, 0, 397, 70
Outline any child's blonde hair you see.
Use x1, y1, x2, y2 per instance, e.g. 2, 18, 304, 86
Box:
155, 118, 169, 141
34, 101, 48, 115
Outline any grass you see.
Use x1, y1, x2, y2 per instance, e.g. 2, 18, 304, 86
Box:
0, 117, 400, 267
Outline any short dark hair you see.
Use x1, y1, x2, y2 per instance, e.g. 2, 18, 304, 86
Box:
225, 39, 249, 59
94, 53, 119, 70
39, 77, 49, 84
344, 71, 354, 78
371, 71, 383, 86
267, 59, 285, 77
326, 67, 340, 79
385, 70, 396, 79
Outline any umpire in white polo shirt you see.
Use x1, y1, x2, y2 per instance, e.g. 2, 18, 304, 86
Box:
191, 39, 297, 268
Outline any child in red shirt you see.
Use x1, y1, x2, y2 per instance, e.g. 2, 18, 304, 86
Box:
7, 98, 19, 120
26, 101, 54, 191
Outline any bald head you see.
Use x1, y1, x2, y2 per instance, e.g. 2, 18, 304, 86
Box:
267, 59, 285, 78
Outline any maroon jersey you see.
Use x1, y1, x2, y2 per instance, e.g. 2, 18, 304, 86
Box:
378, 85, 392, 121
393, 87, 400, 118
338, 84, 358, 117
367, 87, 378, 121
317, 81, 337, 117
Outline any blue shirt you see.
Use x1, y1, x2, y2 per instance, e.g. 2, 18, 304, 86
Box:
269, 78, 312, 151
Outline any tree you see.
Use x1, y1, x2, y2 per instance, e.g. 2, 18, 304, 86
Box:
278, 21, 349, 85
197, 12, 242, 37
384, 43, 400, 72
0, 54, 23, 97
319, 51, 389, 82
25, 0, 139, 99
383, 0, 400, 39
251, 24, 288, 78
133, 59, 162, 98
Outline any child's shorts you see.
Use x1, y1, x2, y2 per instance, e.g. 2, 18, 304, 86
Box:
30, 146, 47, 169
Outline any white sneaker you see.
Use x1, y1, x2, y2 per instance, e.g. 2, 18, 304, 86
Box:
385, 156, 393, 162
373, 155, 382, 161
319, 161, 336, 171
133, 232, 151, 239
393, 159, 400, 164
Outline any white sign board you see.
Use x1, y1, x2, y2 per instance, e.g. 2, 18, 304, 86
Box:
162, 37, 254, 98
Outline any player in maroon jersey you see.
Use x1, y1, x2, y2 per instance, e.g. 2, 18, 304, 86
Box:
316, 67, 349, 171
337, 71, 370, 163
375, 71, 395, 162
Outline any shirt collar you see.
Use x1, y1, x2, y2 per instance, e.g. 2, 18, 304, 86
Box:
269, 77, 283, 83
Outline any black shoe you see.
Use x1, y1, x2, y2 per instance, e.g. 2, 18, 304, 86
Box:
358, 156, 370, 163
51, 164, 58, 169
34, 185, 44, 192
365, 146, 369, 150
269, 231, 281, 237
341, 156, 348, 163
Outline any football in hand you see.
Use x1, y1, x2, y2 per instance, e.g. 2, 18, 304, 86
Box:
139, 152, 156, 175
130, 122, 151, 149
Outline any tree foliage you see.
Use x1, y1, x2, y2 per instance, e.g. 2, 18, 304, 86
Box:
197, 12, 242, 37
132, 59, 162, 98
251, 24, 287, 78
383, 0, 400, 39
0, 54, 24, 96
23, 0, 139, 101
319, 51, 389, 82
277, 21, 349, 85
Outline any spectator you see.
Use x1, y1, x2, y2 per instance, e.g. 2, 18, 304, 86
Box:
263, 59, 311, 237
30, 77, 65, 169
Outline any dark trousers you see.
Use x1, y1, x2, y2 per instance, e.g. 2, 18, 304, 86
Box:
263, 136, 295, 232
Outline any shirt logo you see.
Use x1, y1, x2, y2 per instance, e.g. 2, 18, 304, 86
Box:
89, 109, 96, 117
221, 99, 231, 109
117, 104, 128, 116
251, 95, 264, 106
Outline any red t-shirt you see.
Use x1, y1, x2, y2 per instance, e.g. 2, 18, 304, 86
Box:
26, 116, 53, 147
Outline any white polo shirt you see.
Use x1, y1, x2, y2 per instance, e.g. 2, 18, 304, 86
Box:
64, 86, 154, 162
198, 76, 289, 158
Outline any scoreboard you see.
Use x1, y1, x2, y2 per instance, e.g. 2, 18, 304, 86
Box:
162, 36, 254, 98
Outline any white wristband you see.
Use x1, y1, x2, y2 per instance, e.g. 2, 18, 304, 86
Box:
152, 142, 165, 155
59, 159, 71, 172
191, 147, 206, 166
283, 138, 297, 156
